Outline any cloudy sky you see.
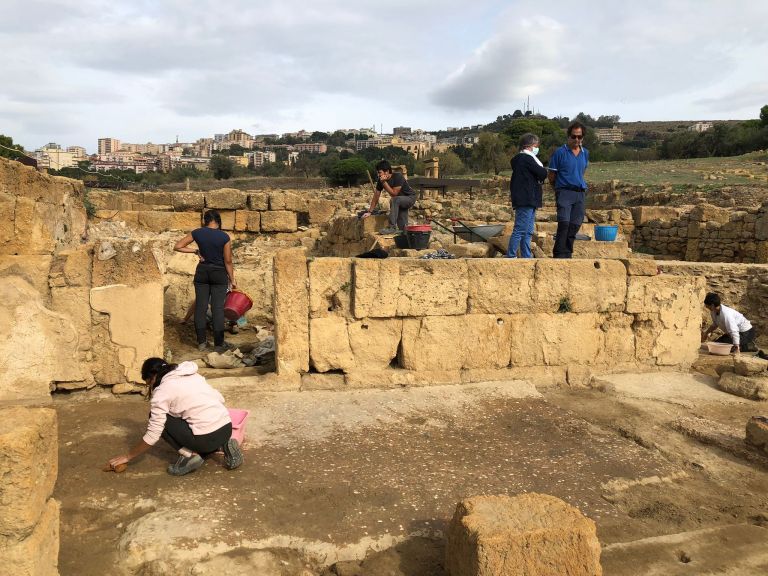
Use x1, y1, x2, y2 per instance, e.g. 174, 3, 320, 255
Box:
2, 0, 767, 152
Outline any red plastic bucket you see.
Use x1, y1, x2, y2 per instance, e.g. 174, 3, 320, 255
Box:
223, 290, 253, 321
405, 224, 432, 232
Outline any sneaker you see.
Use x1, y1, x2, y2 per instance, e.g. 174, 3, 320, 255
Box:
229, 324, 239, 335
223, 438, 243, 470
198, 342, 209, 352
214, 341, 235, 354
167, 454, 204, 476
378, 227, 399, 235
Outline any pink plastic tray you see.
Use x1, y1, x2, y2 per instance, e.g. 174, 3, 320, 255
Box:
228, 408, 251, 445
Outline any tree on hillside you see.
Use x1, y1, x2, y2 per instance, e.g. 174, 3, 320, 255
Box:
210, 155, 234, 179
472, 132, 508, 175
512, 109, 524, 118
574, 112, 596, 126
596, 115, 621, 127
0, 134, 25, 159
310, 131, 329, 142
329, 157, 370, 186
761, 105, 768, 127
434, 150, 466, 176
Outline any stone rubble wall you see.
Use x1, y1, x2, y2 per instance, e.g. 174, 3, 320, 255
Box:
0, 159, 163, 401
630, 203, 768, 263
0, 407, 60, 576
274, 251, 705, 389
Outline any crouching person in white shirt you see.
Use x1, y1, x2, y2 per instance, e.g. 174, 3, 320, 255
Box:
701, 292, 757, 353
107, 358, 243, 476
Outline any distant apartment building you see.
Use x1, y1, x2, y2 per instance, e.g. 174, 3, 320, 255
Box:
287, 151, 300, 165
294, 142, 327, 154
390, 137, 430, 159
173, 157, 210, 171
354, 136, 393, 151
438, 134, 479, 147
393, 126, 412, 137
247, 151, 276, 167
35, 146, 79, 170
66, 146, 87, 158
594, 126, 624, 144
97, 138, 121, 155
91, 158, 156, 174
688, 122, 713, 133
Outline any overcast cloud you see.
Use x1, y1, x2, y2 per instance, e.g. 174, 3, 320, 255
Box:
1, 0, 766, 151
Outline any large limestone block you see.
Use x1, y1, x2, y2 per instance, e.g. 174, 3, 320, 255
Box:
172, 212, 203, 231
273, 248, 309, 373
309, 257, 352, 318
0, 255, 52, 295
0, 407, 58, 537
344, 368, 463, 389
0, 498, 60, 576
534, 260, 626, 314
268, 191, 307, 211
51, 286, 92, 351
137, 211, 174, 232
467, 260, 536, 314
234, 210, 261, 232
746, 416, 768, 452
632, 206, 681, 225
716, 372, 768, 401
309, 317, 354, 372
690, 204, 729, 224
400, 316, 466, 371
170, 191, 205, 211
626, 275, 704, 330
621, 258, 658, 276
348, 319, 402, 370
509, 313, 603, 367
308, 199, 338, 224
445, 493, 602, 576
248, 192, 269, 211
353, 259, 469, 318
261, 210, 297, 232
599, 313, 636, 365
205, 188, 247, 210
0, 277, 83, 400
735, 356, 768, 377
633, 313, 700, 366
90, 283, 164, 383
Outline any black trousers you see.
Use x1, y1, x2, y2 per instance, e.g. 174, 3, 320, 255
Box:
715, 328, 757, 352
162, 415, 232, 456
194, 263, 229, 346
553, 189, 585, 259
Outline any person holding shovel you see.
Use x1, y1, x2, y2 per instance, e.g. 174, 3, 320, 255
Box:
361, 160, 416, 233
506, 133, 548, 258
106, 357, 243, 476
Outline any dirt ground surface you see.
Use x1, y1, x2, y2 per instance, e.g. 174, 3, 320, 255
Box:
54, 366, 768, 576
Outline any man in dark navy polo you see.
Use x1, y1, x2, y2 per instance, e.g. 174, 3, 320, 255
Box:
548, 121, 589, 258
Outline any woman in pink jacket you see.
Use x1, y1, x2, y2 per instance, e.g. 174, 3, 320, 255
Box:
107, 358, 243, 476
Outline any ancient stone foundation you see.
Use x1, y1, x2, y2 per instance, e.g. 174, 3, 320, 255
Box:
273, 250, 705, 389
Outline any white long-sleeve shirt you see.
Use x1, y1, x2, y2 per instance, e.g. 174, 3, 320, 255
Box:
711, 304, 752, 347
143, 361, 231, 446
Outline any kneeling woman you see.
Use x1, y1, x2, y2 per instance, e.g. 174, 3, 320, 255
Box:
107, 358, 243, 476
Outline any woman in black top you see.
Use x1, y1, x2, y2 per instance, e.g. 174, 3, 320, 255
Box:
174, 210, 237, 352
507, 133, 548, 258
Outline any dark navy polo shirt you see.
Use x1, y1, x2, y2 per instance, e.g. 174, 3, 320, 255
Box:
191, 227, 230, 267
549, 144, 589, 191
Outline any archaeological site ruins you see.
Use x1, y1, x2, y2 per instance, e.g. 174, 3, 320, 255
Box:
2, 155, 768, 575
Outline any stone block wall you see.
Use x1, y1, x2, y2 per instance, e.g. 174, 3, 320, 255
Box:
0, 407, 60, 576
0, 159, 164, 401
90, 188, 341, 234
273, 253, 706, 389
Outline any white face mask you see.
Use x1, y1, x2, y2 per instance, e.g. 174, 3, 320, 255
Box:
531, 146, 540, 156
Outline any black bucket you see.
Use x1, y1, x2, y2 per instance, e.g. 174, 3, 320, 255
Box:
405, 230, 431, 249
394, 234, 410, 249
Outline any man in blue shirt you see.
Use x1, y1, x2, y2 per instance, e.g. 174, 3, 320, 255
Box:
548, 121, 589, 258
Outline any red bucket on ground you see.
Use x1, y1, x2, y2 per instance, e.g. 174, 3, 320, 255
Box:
228, 408, 251, 445
223, 290, 253, 321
